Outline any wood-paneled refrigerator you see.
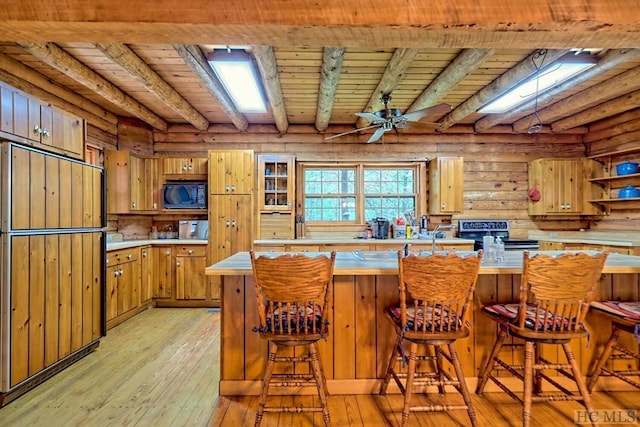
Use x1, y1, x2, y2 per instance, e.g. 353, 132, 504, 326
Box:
0, 142, 105, 405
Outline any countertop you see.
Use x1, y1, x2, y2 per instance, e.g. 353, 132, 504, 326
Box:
532, 231, 640, 247
536, 236, 640, 247
206, 250, 640, 276
253, 237, 475, 245
106, 239, 208, 251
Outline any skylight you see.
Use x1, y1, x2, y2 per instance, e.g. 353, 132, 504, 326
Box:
478, 53, 597, 114
207, 49, 267, 113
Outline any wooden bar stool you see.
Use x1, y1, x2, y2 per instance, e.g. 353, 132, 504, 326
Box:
249, 250, 336, 427
587, 300, 640, 392
380, 250, 483, 427
475, 251, 608, 427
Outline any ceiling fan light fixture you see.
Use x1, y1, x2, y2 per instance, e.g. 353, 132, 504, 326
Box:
478, 52, 597, 114
207, 49, 267, 113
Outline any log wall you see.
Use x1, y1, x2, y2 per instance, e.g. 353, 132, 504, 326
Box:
151, 126, 634, 237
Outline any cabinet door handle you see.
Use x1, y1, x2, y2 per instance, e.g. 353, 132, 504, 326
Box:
127, 254, 132, 259
132, 202, 136, 208
42, 128, 51, 139
225, 221, 230, 227
231, 220, 236, 227
33, 124, 42, 135
176, 261, 181, 267
231, 184, 236, 192
225, 185, 230, 192
165, 250, 171, 255
188, 250, 193, 254
142, 251, 147, 257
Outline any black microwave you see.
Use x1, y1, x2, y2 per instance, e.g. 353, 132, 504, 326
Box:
162, 182, 207, 209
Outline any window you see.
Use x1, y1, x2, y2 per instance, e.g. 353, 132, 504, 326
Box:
301, 163, 421, 223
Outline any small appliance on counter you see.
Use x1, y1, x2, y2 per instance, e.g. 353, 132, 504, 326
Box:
371, 217, 390, 239
178, 220, 209, 240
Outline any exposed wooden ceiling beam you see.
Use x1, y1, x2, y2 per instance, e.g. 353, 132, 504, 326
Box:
437, 49, 569, 131
315, 47, 345, 132
95, 43, 209, 131
552, 89, 640, 132
2, 1, 640, 49
513, 63, 640, 132
356, 48, 421, 129
407, 48, 495, 114
474, 48, 640, 133
17, 41, 168, 131
173, 44, 248, 132
251, 45, 288, 134
0, 51, 117, 133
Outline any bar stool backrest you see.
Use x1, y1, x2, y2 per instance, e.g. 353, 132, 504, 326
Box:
398, 251, 482, 333
517, 251, 608, 333
250, 251, 336, 335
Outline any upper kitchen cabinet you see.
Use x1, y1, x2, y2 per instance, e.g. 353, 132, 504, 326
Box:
105, 150, 159, 214
428, 157, 464, 215
208, 150, 254, 194
258, 154, 295, 211
162, 156, 207, 178
0, 82, 84, 160
528, 158, 601, 216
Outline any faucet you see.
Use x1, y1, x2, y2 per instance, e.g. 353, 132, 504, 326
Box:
402, 242, 412, 256
432, 224, 456, 254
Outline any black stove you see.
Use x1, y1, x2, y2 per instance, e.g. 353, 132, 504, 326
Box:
458, 220, 539, 251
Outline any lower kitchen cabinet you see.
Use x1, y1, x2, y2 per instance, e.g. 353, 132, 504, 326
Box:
154, 243, 215, 307
152, 246, 174, 299
105, 248, 141, 329
175, 245, 207, 300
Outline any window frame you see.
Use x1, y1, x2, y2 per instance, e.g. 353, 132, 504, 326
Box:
297, 161, 426, 225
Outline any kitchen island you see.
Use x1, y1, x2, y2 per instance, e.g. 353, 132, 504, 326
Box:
206, 250, 640, 396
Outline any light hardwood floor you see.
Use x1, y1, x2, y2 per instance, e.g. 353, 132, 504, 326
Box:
1, 308, 638, 426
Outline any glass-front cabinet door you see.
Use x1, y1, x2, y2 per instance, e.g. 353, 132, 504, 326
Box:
258, 154, 295, 211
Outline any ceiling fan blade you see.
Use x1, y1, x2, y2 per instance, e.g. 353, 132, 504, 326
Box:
402, 103, 452, 122
367, 127, 388, 143
324, 124, 380, 140
355, 112, 384, 122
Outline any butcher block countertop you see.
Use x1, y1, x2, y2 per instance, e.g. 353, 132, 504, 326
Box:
107, 239, 207, 251
206, 250, 640, 276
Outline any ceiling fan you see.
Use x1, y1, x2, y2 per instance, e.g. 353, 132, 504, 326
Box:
326, 93, 452, 143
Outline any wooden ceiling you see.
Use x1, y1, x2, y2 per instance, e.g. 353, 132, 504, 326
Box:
1, 0, 640, 142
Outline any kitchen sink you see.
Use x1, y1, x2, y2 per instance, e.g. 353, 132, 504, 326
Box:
352, 250, 398, 261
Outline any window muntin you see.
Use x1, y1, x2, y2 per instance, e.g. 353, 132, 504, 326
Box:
304, 168, 356, 222
363, 168, 415, 221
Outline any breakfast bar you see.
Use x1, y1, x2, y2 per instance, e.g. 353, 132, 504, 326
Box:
206, 250, 640, 396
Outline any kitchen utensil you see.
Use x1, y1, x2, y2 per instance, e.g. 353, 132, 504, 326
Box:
616, 161, 639, 176
618, 185, 640, 198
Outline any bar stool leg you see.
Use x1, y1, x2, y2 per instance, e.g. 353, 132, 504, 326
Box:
476, 325, 508, 394
402, 341, 419, 427
533, 342, 543, 394
448, 342, 477, 427
380, 335, 402, 395
563, 342, 595, 418
435, 346, 446, 395
523, 340, 534, 427
308, 342, 331, 427
255, 342, 279, 427
587, 325, 621, 392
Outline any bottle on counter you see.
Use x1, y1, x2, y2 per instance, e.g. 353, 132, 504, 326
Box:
149, 225, 158, 240
483, 232, 494, 262
495, 236, 505, 263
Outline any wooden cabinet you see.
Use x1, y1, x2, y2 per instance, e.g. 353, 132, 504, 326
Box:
139, 246, 153, 303
0, 83, 84, 159
257, 154, 295, 239
528, 158, 600, 216
105, 150, 159, 213
208, 149, 254, 304
6, 232, 102, 390
208, 150, 254, 194
162, 156, 207, 177
152, 246, 174, 299
175, 245, 207, 300
428, 157, 464, 214
8, 143, 103, 230
105, 248, 140, 328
